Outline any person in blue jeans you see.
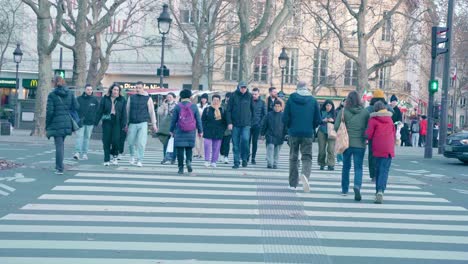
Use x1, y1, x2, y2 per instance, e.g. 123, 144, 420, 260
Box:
226, 81, 255, 169
74, 84, 99, 160
334, 91, 369, 201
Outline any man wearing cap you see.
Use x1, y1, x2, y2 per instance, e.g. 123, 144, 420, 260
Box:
226, 81, 255, 169
390, 94, 402, 129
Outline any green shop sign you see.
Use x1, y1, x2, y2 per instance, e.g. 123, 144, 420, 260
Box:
22, 79, 39, 89
0, 78, 17, 88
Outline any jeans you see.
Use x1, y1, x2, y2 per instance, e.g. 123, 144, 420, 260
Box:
337, 153, 343, 163
119, 130, 127, 154
288, 137, 313, 187
54, 136, 65, 172
420, 135, 426, 147
232, 126, 250, 166
204, 138, 222, 163
249, 126, 261, 161
368, 141, 375, 179
412, 133, 419, 147
220, 135, 231, 157
102, 116, 120, 162
176, 146, 193, 167
341, 147, 366, 193
127, 122, 148, 161
375, 157, 392, 193
317, 130, 336, 167
266, 144, 282, 167
74, 125, 94, 154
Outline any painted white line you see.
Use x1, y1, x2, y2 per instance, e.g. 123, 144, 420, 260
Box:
21, 204, 259, 215
39, 194, 259, 206
4, 214, 468, 232
317, 231, 468, 244
305, 210, 468, 221
0, 190, 9, 196
303, 201, 466, 211
296, 193, 449, 203
0, 241, 468, 260
0, 183, 15, 192
0, 258, 265, 264
65, 179, 258, 189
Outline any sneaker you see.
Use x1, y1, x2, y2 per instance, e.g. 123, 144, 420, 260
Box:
319, 166, 325, 170
327, 166, 335, 171
136, 161, 143, 167
103, 162, 110, 166
73, 152, 80, 160
272, 165, 278, 169
288, 186, 297, 191
353, 187, 362, 201
81, 154, 88, 160
374, 192, 383, 204
232, 164, 239, 169
204, 161, 210, 168
224, 156, 229, 164
117, 155, 122, 160
341, 192, 348, 196
300, 174, 310, 193
211, 163, 217, 168
111, 158, 118, 166
161, 159, 167, 165
129, 157, 136, 165
54, 170, 64, 175
242, 160, 248, 167
251, 159, 256, 165
267, 165, 272, 169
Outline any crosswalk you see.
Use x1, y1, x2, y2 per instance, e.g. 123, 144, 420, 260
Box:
1, 148, 468, 264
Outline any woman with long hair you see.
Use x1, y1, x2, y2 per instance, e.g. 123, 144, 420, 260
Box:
334, 91, 370, 201
317, 99, 336, 170
95, 84, 127, 166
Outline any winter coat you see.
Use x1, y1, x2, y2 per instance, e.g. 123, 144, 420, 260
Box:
226, 89, 254, 127
77, 93, 99, 126
366, 110, 395, 157
318, 110, 335, 134
170, 101, 203, 148
420, 119, 428, 136
46, 86, 80, 139
400, 123, 410, 141
252, 99, 266, 127
334, 106, 370, 149
283, 93, 321, 138
392, 106, 402, 124
95, 96, 127, 129
157, 101, 177, 136
221, 100, 231, 136
202, 106, 226, 140
261, 111, 286, 145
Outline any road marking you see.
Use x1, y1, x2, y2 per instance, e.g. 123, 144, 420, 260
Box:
452, 188, 468, 195
303, 201, 466, 211
0, 183, 15, 192
305, 210, 468, 221
4, 213, 468, 232
0, 258, 265, 264
65, 179, 259, 189
317, 231, 468, 244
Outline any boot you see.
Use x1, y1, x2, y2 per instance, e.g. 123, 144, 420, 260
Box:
178, 166, 184, 174
186, 160, 193, 173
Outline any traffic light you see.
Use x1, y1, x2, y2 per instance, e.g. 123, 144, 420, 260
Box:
54, 69, 65, 79
429, 80, 438, 93
156, 65, 170, 77
431, 27, 449, 59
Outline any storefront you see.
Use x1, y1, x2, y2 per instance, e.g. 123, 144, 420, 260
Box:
0, 78, 17, 107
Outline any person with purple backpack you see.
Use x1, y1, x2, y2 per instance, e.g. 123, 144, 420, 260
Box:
170, 89, 203, 174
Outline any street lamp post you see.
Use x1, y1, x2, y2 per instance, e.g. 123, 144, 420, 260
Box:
278, 47, 288, 97
157, 4, 172, 89
13, 43, 23, 128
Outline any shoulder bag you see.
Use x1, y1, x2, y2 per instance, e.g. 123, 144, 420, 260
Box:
334, 109, 349, 154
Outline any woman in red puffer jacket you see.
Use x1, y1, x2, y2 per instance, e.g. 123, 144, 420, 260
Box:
366, 101, 395, 204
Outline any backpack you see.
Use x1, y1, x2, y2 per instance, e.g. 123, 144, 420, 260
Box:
411, 122, 419, 133
177, 102, 196, 132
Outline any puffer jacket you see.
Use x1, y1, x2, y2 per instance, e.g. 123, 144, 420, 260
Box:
366, 110, 395, 157
334, 106, 370, 148
46, 86, 79, 138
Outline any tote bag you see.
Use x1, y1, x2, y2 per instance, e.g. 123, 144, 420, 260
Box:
334, 109, 349, 154
327, 123, 337, 140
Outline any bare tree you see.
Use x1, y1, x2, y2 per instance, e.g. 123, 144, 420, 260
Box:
0, 0, 22, 73
22, 0, 65, 136
237, 0, 294, 82
304, 0, 430, 94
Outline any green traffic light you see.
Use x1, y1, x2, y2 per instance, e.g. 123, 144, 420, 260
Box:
429, 80, 438, 93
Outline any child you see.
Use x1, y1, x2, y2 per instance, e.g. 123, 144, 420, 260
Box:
365, 101, 395, 204
261, 100, 286, 169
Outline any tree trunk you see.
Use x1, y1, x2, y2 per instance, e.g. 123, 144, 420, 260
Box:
71, 0, 88, 88
356, 11, 368, 95
86, 34, 102, 87
238, 40, 252, 82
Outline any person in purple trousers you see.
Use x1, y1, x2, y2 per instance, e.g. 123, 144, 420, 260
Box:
202, 94, 227, 167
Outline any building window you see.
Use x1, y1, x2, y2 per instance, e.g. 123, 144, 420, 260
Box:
180, 8, 197, 24
344, 60, 357, 86
378, 63, 391, 89
313, 49, 328, 86
284, 4, 302, 35
382, 11, 392, 41
224, 46, 239, 81
253, 49, 268, 83
284, 48, 298, 84
460, 115, 465, 128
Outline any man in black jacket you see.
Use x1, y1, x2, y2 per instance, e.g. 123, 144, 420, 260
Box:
73, 84, 99, 160
226, 81, 255, 169
249, 87, 266, 164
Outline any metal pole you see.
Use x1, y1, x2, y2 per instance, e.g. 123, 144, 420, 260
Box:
59, 47, 63, 69
438, 0, 455, 154
280, 68, 284, 93
159, 34, 166, 89
452, 72, 457, 132
15, 62, 19, 128
424, 57, 437, 158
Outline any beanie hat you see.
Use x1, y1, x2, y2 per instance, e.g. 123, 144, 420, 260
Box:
373, 89, 385, 99
390, 94, 398, 102
200, 93, 209, 100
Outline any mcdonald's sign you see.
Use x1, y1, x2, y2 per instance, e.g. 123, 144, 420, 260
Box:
22, 79, 39, 89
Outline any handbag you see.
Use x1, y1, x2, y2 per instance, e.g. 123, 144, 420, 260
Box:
327, 122, 337, 139
334, 109, 349, 154
101, 114, 112, 121
57, 95, 80, 132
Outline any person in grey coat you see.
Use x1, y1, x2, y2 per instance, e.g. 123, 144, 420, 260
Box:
46, 76, 79, 175
170, 89, 203, 174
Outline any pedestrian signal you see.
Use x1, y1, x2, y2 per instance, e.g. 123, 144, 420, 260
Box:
429, 80, 438, 93
54, 69, 65, 78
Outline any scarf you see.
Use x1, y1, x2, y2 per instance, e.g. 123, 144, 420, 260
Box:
296, 86, 312, 96
211, 101, 222, 120
181, 98, 191, 103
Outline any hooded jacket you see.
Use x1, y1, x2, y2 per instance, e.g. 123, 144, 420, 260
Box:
226, 83, 255, 127
77, 92, 99, 126
334, 106, 370, 148
46, 86, 80, 138
283, 92, 321, 138
366, 110, 395, 157
261, 111, 287, 145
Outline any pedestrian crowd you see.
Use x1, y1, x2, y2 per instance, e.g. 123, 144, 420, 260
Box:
46, 76, 408, 204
